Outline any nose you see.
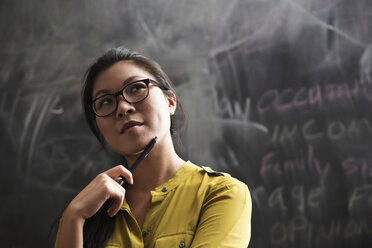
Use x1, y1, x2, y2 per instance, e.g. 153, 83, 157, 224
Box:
115, 96, 135, 119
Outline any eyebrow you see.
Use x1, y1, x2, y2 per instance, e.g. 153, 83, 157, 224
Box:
94, 75, 140, 98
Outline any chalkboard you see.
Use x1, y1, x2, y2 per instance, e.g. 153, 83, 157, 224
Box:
1, 0, 371, 247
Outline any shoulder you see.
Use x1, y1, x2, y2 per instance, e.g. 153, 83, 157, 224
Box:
185, 161, 250, 200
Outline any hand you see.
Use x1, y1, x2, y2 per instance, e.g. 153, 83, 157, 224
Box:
65, 165, 133, 220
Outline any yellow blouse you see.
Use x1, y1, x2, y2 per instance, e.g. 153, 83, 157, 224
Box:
55, 161, 251, 247
105, 161, 251, 247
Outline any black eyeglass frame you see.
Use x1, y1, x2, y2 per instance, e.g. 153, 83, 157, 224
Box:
91, 78, 161, 117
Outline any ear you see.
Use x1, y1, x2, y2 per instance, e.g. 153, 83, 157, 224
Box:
166, 92, 177, 116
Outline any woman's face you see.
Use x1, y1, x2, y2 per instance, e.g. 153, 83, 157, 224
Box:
92, 61, 176, 156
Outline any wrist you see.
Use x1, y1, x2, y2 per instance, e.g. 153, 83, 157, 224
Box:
64, 203, 86, 226
56, 207, 85, 248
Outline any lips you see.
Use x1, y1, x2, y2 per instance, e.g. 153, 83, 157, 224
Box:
120, 120, 143, 134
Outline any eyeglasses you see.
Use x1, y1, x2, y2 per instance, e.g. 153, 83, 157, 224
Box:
91, 78, 159, 117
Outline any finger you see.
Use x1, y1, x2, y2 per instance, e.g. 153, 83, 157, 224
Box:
114, 176, 128, 187
107, 188, 125, 217
106, 165, 133, 184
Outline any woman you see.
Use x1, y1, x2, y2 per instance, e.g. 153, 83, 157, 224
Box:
55, 47, 251, 248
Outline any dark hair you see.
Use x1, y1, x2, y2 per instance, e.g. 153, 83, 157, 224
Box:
81, 47, 185, 248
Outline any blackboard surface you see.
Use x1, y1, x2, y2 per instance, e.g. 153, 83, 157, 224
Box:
1, 0, 372, 247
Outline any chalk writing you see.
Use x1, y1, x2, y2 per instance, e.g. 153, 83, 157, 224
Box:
342, 157, 372, 185
348, 184, 372, 213
213, 94, 251, 120
261, 145, 331, 185
211, 92, 269, 133
272, 118, 372, 143
265, 184, 372, 246
257, 81, 372, 114
268, 186, 326, 214
270, 216, 372, 246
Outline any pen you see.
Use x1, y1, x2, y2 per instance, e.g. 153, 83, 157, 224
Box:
119, 136, 158, 186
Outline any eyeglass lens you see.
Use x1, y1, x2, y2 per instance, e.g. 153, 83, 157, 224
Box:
93, 80, 149, 116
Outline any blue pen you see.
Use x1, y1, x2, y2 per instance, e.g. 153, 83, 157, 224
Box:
119, 136, 157, 186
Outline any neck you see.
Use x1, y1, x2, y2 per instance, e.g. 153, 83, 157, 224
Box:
125, 134, 185, 191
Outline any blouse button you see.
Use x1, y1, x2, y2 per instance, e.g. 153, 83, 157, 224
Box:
179, 241, 185, 248
161, 187, 167, 192
142, 230, 149, 238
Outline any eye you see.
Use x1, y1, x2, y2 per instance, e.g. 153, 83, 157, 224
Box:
95, 95, 114, 109
126, 82, 147, 96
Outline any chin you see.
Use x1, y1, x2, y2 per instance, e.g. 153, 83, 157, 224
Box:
113, 138, 149, 156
